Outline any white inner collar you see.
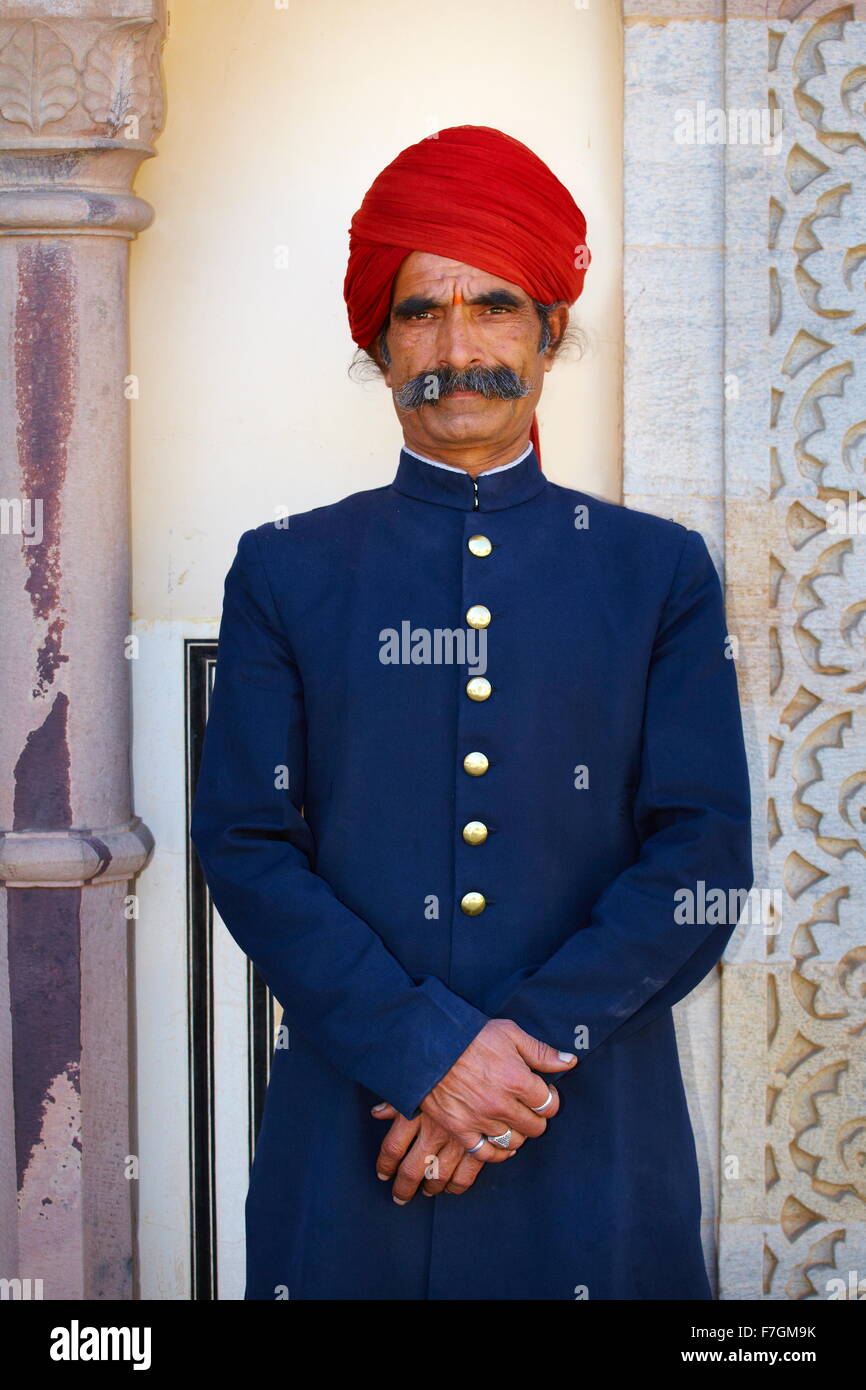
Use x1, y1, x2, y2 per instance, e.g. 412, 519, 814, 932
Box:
403, 441, 532, 475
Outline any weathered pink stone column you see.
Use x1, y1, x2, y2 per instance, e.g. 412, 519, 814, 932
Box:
0, 2, 164, 1299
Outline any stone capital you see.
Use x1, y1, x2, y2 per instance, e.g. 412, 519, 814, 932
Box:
0, 2, 166, 238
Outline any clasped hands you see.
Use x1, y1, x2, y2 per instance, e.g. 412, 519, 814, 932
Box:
371, 1018, 577, 1205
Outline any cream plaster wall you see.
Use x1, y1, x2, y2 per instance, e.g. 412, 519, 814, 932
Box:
130, 0, 622, 622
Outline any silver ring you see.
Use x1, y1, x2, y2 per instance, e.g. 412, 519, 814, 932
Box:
464, 1137, 486, 1155
531, 1087, 554, 1113
485, 1129, 512, 1149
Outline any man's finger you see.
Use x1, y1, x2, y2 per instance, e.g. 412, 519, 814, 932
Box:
375, 1116, 419, 1180
442, 1153, 485, 1195
422, 1128, 526, 1196
392, 1134, 448, 1204
458, 1131, 516, 1164
509, 1081, 562, 1132
509, 1027, 577, 1077
420, 1139, 466, 1196
370, 1101, 399, 1120
534, 1082, 560, 1117
427, 1132, 508, 1197
520, 1074, 562, 1114
476, 1098, 551, 1140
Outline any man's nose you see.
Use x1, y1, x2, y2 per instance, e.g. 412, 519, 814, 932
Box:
435, 308, 482, 372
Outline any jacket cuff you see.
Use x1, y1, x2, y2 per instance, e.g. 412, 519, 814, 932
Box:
373, 976, 490, 1119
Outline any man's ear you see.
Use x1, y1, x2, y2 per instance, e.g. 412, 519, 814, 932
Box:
368, 329, 392, 387
545, 305, 570, 364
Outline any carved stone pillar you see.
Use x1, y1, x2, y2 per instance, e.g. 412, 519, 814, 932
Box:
0, 2, 164, 1299
624, 0, 866, 1300
720, 0, 866, 1302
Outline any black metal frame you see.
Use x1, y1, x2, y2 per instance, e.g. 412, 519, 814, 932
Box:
184, 638, 274, 1300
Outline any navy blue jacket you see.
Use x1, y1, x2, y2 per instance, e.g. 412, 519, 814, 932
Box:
189, 444, 753, 1300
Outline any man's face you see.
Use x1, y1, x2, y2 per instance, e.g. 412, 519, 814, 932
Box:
375, 252, 568, 461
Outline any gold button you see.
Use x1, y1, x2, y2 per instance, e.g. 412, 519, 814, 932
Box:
466, 677, 491, 702
467, 534, 492, 557
460, 891, 486, 916
462, 821, 488, 845
466, 604, 491, 630
463, 751, 489, 776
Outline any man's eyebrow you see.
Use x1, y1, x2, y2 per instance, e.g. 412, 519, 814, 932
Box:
392, 289, 525, 319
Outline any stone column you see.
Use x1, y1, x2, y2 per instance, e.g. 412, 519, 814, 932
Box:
0, 1, 164, 1299
624, 0, 866, 1300
720, 0, 866, 1302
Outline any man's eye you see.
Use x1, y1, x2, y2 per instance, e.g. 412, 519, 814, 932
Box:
405, 306, 511, 320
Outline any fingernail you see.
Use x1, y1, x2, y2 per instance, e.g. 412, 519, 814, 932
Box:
507, 1150, 517, 1158
558, 1051, 576, 1062
372, 1103, 388, 1112
393, 1196, 407, 1205
423, 1189, 434, 1197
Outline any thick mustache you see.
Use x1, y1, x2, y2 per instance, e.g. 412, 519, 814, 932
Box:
394, 365, 533, 410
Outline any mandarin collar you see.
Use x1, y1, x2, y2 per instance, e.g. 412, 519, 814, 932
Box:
391, 444, 547, 512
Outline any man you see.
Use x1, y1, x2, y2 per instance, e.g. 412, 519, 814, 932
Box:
189, 125, 753, 1300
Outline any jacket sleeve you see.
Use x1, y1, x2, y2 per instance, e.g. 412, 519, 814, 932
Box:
487, 526, 754, 1060
189, 526, 489, 1119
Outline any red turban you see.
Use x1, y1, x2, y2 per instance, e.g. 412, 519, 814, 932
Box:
343, 125, 591, 462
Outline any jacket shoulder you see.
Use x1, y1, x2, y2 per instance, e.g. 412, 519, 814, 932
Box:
246, 482, 391, 554
544, 481, 721, 606
546, 479, 689, 546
